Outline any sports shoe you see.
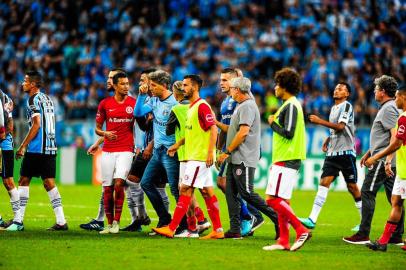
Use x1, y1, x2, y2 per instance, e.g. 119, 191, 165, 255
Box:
241, 216, 254, 236
196, 218, 211, 234
299, 217, 316, 229
263, 244, 290, 251
153, 225, 175, 238
342, 233, 370, 245
174, 229, 199, 238
6, 222, 24, 231
0, 217, 4, 228
366, 240, 387, 252
135, 215, 151, 226
0, 219, 13, 229
120, 221, 142, 232
388, 236, 404, 246
199, 230, 225, 240
47, 223, 68, 231
79, 219, 104, 231
290, 231, 312, 251
110, 221, 119, 234
249, 216, 264, 234
224, 231, 243, 239
149, 219, 169, 236
351, 224, 360, 232
401, 245, 406, 251
99, 224, 112, 234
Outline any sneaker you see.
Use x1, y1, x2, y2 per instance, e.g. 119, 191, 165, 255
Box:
196, 218, 211, 234
342, 233, 370, 245
241, 216, 254, 237
366, 240, 387, 252
299, 217, 316, 229
153, 225, 175, 238
250, 216, 264, 234
120, 221, 142, 232
351, 224, 360, 232
6, 222, 24, 231
290, 231, 312, 251
263, 244, 290, 251
99, 225, 112, 234
79, 219, 104, 231
0, 217, 4, 228
388, 236, 404, 246
47, 223, 68, 231
110, 221, 119, 234
0, 219, 13, 230
224, 231, 243, 239
174, 229, 199, 238
199, 230, 225, 240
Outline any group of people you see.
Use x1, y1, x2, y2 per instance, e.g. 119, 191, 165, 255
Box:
1, 66, 405, 253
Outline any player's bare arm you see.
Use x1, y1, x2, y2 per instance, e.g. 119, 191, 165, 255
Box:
95, 122, 117, 141
16, 115, 41, 159
365, 137, 403, 167
206, 125, 217, 168
309, 114, 346, 131
167, 138, 185, 157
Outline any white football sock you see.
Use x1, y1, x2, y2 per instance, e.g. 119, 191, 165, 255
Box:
132, 183, 147, 219
309, 185, 329, 223
355, 199, 362, 220
125, 186, 138, 222
95, 189, 105, 222
18, 186, 29, 222
9, 188, 22, 223
47, 187, 66, 225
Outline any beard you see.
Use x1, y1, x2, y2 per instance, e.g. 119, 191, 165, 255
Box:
107, 86, 114, 92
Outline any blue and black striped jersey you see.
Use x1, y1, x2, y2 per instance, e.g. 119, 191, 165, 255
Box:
26, 92, 57, 155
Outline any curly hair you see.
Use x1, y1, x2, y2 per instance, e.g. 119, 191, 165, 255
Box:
374, 75, 398, 98
274, 67, 302, 96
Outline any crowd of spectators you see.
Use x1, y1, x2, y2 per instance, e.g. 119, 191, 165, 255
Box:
0, 0, 405, 125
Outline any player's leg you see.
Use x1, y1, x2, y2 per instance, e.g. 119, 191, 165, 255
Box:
79, 187, 105, 231
99, 152, 116, 234
265, 164, 310, 251
224, 163, 243, 238
343, 155, 362, 225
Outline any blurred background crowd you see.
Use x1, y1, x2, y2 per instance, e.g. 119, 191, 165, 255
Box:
0, 0, 405, 125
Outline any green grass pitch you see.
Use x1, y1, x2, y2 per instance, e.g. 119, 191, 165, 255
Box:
0, 184, 404, 269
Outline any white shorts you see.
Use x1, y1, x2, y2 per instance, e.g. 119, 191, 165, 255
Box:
265, 164, 299, 200
182, 161, 213, 189
392, 175, 406, 199
179, 162, 186, 188
101, 151, 133, 186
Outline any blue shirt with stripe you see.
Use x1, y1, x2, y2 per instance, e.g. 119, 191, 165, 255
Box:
0, 90, 13, 150
220, 95, 237, 151
25, 92, 57, 155
134, 94, 178, 149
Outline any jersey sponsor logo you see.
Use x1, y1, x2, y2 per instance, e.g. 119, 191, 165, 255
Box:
221, 115, 232, 120
126, 106, 133, 114
153, 118, 167, 127
108, 109, 116, 112
206, 114, 214, 122
398, 125, 405, 135
185, 124, 192, 130
108, 117, 133, 123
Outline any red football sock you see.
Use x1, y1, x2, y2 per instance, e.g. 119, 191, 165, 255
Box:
114, 185, 125, 222
204, 195, 222, 231
169, 195, 191, 231
103, 186, 114, 225
194, 206, 205, 222
187, 216, 197, 231
378, 221, 398, 245
267, 198, 307, 237
277, 213, 290, 247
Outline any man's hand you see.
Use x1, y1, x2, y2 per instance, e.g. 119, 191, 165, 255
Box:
139, 84, 149, 94
217, 153, 229, 165
364, 156, 377, 168
206, 153, 214, 168
143, 147, 152, 160
87, 144, 100, 155
104, 131, 117, 141
360, 152, 371, 168
16, 145, 26, 160
385, 163, 394, 177
322, 140, 329, 152
309, 115, 322, 124
267, 115, 275, 125
167, 144, 179, 157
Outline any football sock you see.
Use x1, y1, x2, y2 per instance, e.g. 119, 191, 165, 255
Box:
132, 183, 147, 219
238, 197, 251, 220
114, 185, 125, 222
169, 195, 191, 231
18, 186, 29, 222
354, 197, 362, 219
309, 185, 329, 223
9, 188, 22, 223
194, 206, 205, 223
125, 186, 137, 223
157, 187, 169, 212
277, 213, 290, 247
204, 195, 222, 231
103, 186, 114, 225
47, 187, 66, 225
267, 198, 307, 237
187, 215, 197, 231
378, 221, 398, 244
95, 189, 105, 222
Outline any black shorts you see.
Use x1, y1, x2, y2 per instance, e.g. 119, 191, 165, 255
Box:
1, 150, 14, 178
20, 153, 56, 179
321, 155, 358, 183
129, 152, 167, 185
